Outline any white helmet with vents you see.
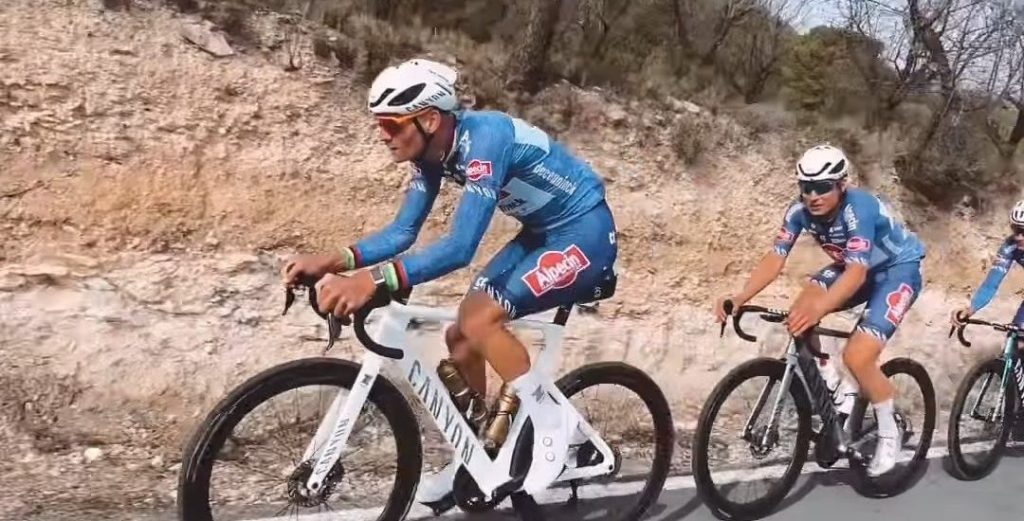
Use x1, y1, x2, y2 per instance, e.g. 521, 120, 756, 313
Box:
1010, 200, 1024, 226
367, 58, 460, 115
796, 144, 850, 182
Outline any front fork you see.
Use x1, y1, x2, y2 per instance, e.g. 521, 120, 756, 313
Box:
742, 340, 798, 450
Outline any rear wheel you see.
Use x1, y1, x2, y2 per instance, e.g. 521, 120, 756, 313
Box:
512, 362, 675, 521
847, 357, 936, 497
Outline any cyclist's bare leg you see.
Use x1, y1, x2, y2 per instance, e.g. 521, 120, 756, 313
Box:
842, 332, 892, 403
844, 331, 900, 475
457, 291, 530, 381
444, 325, 486, 395
458, 291, 567, 492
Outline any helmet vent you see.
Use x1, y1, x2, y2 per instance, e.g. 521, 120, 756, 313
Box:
388, 83, 427, 106
369, 88, 394, 108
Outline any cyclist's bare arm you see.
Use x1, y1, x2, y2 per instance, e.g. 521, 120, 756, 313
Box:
715, 251, 786, 322
736, 251, 787, 303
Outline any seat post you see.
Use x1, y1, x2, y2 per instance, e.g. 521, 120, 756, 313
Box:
553, 305, 573, 326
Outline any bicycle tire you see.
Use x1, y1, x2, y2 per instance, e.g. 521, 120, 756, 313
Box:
692, 357, 812, 521
947, 357, 1016, 481
510, 361, 675, 521
847, 357, 936, 497
177, 357, 422, 521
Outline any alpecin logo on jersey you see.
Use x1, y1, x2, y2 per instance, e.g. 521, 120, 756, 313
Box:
821, 243, 845, 263
885, 283, 914, 325
846, 237, 871, 253
466, 159, 492, 182
522, 245, 591, 297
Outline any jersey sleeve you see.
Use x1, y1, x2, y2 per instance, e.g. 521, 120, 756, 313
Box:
841, 199, 877, 266
970, 239, 1017, 312
390, 126, 513, 288
773, 202, 805, 257
350, 167, 440, 267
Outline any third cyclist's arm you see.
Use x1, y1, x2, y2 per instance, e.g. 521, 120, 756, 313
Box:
969, 241, 1015, 313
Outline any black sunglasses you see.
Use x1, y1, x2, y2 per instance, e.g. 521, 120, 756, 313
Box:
1012, 225, 1024, 237
799, 179, 840, 196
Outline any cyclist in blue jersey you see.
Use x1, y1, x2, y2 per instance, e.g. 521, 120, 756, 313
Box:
280, 59, 617, 500
712, 144, 926, 477
950, 201, 1024, 327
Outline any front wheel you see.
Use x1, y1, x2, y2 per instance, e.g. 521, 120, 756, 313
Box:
691, 357, 813, 521
177, 357, 423, 521
946, 357, 1016, 481
847, 357, 936, 497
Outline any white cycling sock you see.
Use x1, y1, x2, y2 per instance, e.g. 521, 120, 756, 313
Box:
873, 399, 897, 438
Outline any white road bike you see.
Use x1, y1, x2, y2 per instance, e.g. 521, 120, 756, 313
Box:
177, 273, 674, 521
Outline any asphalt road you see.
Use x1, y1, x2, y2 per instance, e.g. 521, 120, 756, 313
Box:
187, 444, 1024, 521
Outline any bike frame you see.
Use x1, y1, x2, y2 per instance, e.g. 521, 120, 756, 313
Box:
970, 331, 1024, 423
744, 337, 846, 446
296, 301, 617, 498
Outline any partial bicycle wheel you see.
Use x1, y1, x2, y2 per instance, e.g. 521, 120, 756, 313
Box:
846, 357, 936, 497
947, 357, 1016, 481
513, 362, 674, 521
691, 357, 812, 521
177, 357, 422, 521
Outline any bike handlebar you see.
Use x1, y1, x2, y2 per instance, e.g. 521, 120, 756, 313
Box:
283, 274, 410, 360
722, 300, 853, 360
948, 318, 1023, 348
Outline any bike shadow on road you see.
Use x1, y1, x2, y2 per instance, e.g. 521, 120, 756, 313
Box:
758, 460, 934, 518
939, 445, 1024, 479
517, 492, 702, 521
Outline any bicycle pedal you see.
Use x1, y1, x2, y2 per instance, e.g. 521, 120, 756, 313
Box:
420, 493, 457, 517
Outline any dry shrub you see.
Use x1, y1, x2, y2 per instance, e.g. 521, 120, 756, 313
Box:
1, 364, 86, 452
895, 113, 1004, 209
672, 114, 714, 165
729, 102, 798, 137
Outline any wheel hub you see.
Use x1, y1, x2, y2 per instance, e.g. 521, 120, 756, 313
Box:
286, 459, 345, 507
748, 425, 779, 459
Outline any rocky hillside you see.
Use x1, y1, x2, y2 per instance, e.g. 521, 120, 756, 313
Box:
3, 0, 1024, 518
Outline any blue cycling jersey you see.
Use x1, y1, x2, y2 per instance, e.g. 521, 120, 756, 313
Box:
350, 109, 607, 288
773, 187, 926, 271
969, 237, 1022, 313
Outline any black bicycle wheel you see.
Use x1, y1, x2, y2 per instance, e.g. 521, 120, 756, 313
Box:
692, 357, 812, 521
847, 357, 936, 497
947, 357, 1016, 481
510, 361, 675, 521
177, 357, 422, 521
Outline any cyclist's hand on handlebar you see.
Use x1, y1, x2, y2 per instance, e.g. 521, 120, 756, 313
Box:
315, 271, 376, 320
786, 296, 827, 336
950, 307, 972, 327
713, 295, 741, 324
281, 253, 345, 288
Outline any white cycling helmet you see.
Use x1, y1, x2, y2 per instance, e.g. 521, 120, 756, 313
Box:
796, 144, 850, 182
367, 58, 460, 115
1010, 200, 1024, 226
